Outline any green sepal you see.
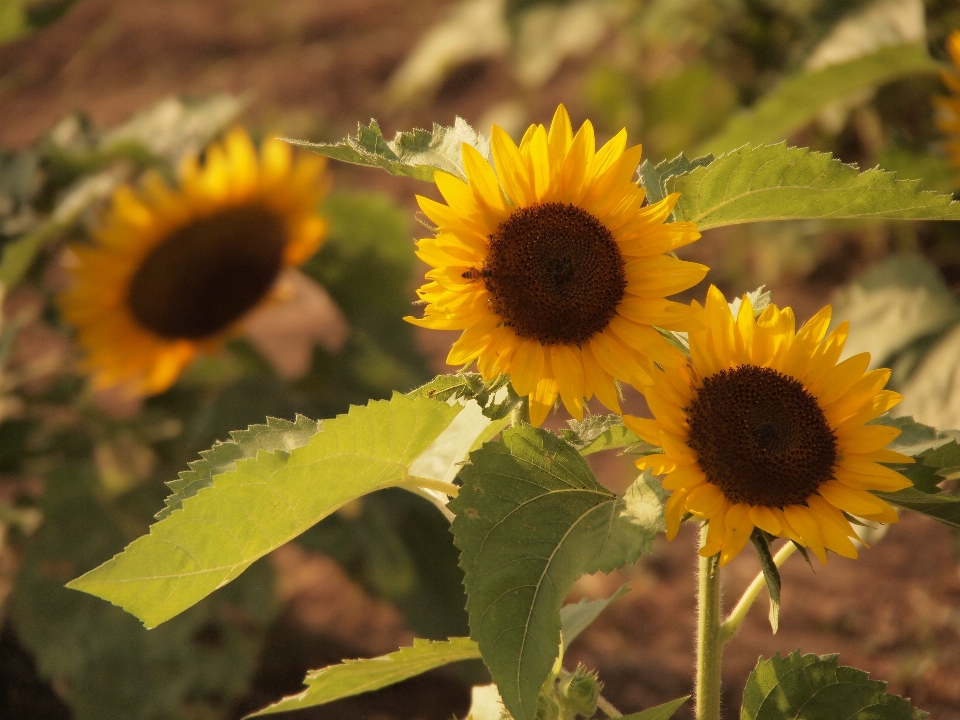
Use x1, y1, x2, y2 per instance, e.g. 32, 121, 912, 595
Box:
749, 531, 781, 634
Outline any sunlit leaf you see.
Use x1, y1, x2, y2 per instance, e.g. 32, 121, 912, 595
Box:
620, 696, 690, 720
741, 651, 927, 719
284, 118, 490, 182
68, 394, 464, 628
157, 414, 321, 520
451, 425, 666, 720
667, 144, 960, 231
246, 637, 482, 717
698, 44, 940, 155
560, 414, 657, 456
638, 152, 714, 206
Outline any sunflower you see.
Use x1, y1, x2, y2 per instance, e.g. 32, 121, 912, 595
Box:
60, 128, 329, 395
935, 30, 960, 173
624, 286, 914, 566
406, 105, 706, 426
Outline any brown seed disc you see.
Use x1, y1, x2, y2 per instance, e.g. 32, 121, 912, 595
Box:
686, 365, 838, 507
127, 204, 287, 340
482, 202, 626, 345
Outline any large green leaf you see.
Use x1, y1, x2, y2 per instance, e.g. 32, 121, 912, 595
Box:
157, 414, 321, 519
698, 44, 941, 156
667, 144, 960, 231
246, 638, 482, 717
451, 425, 666, 720
284, 118, 489, 182
740, 651, 926, 719
638, 152, 715, 206
68, 394, 465, 628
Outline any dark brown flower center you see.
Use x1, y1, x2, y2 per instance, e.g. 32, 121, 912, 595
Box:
481, 202, 626, 345
127, 204, 287, 340
686, 365, 837, 508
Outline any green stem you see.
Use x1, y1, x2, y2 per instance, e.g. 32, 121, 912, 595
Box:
718, 541, 797, 645
695, 529, 722, 720
597, 694, 622, 718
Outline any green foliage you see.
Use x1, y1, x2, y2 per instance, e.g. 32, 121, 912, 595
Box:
666, 144, 960, 231
637, 152, 715, 206
698, 44, 941, 155
68, 394, 465, 628
750, 532, 781, 634
285, 118, 490, 182
559, 414, 657, 456
410, 372, 522, 420
740, 651, 926, 720
157, 415, 321, 520
559, 583, 630, 650
620, 696, 690, 720
246, 637, 482, 717
451, 425, 667, 720
14, 463, 275, 720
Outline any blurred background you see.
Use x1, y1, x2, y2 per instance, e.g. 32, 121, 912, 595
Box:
2, 0, 960, 718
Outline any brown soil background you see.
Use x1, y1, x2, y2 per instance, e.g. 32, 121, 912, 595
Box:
2, 1, 959, 718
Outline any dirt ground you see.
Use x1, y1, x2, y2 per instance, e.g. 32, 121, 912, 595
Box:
1, 1, 959, 718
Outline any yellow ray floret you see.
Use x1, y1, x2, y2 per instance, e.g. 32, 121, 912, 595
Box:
406, 104, 706, 426
60, 128, 329, 395
936, 30, 960, 176
624, 285, 913, 566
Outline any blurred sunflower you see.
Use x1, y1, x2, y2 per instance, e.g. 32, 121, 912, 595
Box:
60, 129, 329, 395
406, 104, 706, 426
935, 30, 960, 172
625, 286, 914, 566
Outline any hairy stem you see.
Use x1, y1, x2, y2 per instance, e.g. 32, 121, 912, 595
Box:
597, 694, 623, 718
718, 541, 797, 645
695, 529, 722, 720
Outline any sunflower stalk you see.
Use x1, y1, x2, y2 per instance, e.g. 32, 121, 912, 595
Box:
718, 541, 797, 645
695, 533, 723, 720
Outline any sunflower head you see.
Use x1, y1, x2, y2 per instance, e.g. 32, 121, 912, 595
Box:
406, 104, 707, 426
625, 286, 914, 566
936, 30, 960, 174
60, 128, 329, 395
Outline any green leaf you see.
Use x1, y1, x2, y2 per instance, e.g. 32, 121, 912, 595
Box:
830, 255, 960, 370
245, 637, 482, 717
68, 394, 464, 628
741, 651, 927, 719
621, 696, 690, 720
284, 117, 490, 182
410, 372, 522, 420
450, 425, 667, 720
750, 532, 781, 634
560, 414, 658, 456
559, 584, 630, 650
157, 414, 321, 519
697, 44, 941, 156
875, 488, 960, 530
879, 415, 960, 457
667, 144, 960, 231
638, 152, 715, 206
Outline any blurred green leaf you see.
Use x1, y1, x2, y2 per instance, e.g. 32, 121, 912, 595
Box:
830, 255, 960, 370
897, 323, 960, 432
668, 144, 960, 230
15, 463, 275, 720
741, 651, 927, 719
620, 696, 690, 720
157, 414, 321, 520
451, 425, 666, 720
0, 0, 28, 42
559, 583, 630, 650
875, 487, 960, 529
68, 394, 464, 628
698, 44, 941, 155
247, 637, 482, 717
285, 118, 490, 182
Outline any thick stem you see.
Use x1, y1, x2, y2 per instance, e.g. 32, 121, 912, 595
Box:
718, 541, 797, 645
695, 529, 723, 720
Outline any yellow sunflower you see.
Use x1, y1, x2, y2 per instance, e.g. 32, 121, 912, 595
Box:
60, 128, 329, 395
624, 286, 914, 566
935, 30, 960, 172
406, 105, 706, 426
